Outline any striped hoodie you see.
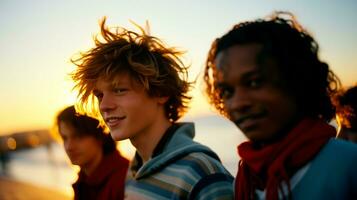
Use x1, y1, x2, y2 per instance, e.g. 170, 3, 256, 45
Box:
125, 123, 234, 199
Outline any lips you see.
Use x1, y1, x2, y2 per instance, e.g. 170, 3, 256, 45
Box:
105, 116, 126, 128
234, 112, 267, 131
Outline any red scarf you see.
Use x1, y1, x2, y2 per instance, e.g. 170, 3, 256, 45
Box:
235, 118, 336, 200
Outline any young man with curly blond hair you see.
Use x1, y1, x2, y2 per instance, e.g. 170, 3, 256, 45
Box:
71, 18, 233, 199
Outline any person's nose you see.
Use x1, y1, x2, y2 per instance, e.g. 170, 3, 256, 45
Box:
225, 87, 252, 114
99, 93, 117, 114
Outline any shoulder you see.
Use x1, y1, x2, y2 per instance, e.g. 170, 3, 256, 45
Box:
106, 151, 129, 174
293, 139, 357, 198
111, 150, 130, 165
310, 139, 357, 171
102, 167, 128, 200
180, 152, 234, 200
104, 152, 129, 184
319, 139, 357, 162
325, 138, 357, 149
172, 151, 234, 183
179, 152, 230, 175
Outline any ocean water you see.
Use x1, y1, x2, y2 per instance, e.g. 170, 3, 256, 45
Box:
1, 115, 246, 197
2, 143, 77, 196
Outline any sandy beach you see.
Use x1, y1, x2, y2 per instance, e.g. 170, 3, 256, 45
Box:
0, 176, 71, 200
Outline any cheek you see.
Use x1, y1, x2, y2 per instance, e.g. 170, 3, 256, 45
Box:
63, 143, 69, 152
84, 141, 102, 156
63, 141, 73, 150
261, 89, 298, 120
223, 99, 235, 115
135, 98, 158, 113
263, 87, 296, 109
82, 138, 100, 149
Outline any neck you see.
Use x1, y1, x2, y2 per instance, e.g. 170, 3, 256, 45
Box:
256, 116, 303, 147
82, 152, 103, 176
130, 117, 172, 163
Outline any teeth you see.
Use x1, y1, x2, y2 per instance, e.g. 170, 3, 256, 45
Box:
106, 116, 125, 123
108, 118, 118, 122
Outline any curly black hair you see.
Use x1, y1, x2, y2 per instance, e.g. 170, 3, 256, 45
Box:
204, 11, 340, 122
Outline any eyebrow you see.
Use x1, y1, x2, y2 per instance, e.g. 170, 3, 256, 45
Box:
240, 69, 262, 79
221, 68, 262, 83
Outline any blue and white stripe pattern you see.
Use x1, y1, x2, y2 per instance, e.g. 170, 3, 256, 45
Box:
125, 123, 234, 200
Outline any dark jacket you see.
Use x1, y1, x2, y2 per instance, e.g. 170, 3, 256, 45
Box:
73, 150, 129, 200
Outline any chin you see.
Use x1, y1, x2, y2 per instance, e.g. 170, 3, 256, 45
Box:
110, 131, 126, 141
70, 160, 80, 166
244, 130, 268, 143
110, 134, 120, 141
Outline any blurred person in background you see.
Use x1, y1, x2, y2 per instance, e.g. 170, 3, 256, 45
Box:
334, 84, 357, 143
204, 11, 357, 199
56, 105, 129, 200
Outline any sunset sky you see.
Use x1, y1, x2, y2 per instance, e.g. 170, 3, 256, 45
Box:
1, 0, 356, 134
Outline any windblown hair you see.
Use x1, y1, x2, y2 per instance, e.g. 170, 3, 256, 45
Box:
333, 84, 357, 130
204, 11, 340, 122
56, 105, 116, 155
71, 17, 191, 122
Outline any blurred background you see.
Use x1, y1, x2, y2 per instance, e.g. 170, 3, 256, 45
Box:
0, 0, 356, 198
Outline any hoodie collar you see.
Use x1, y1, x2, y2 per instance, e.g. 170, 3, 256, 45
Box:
130, 123, 180, 177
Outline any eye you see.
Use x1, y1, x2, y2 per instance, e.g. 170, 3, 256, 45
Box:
218, 85, 234, 99
113, 88, 128, 95
75, 134, 85, 139
247, 78, 262, 88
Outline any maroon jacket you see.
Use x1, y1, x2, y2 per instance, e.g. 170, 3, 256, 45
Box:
72, 150, 129, 200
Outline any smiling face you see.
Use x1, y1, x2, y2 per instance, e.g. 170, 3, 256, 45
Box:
215, 44, 300, 143
93, 72, 169, 142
